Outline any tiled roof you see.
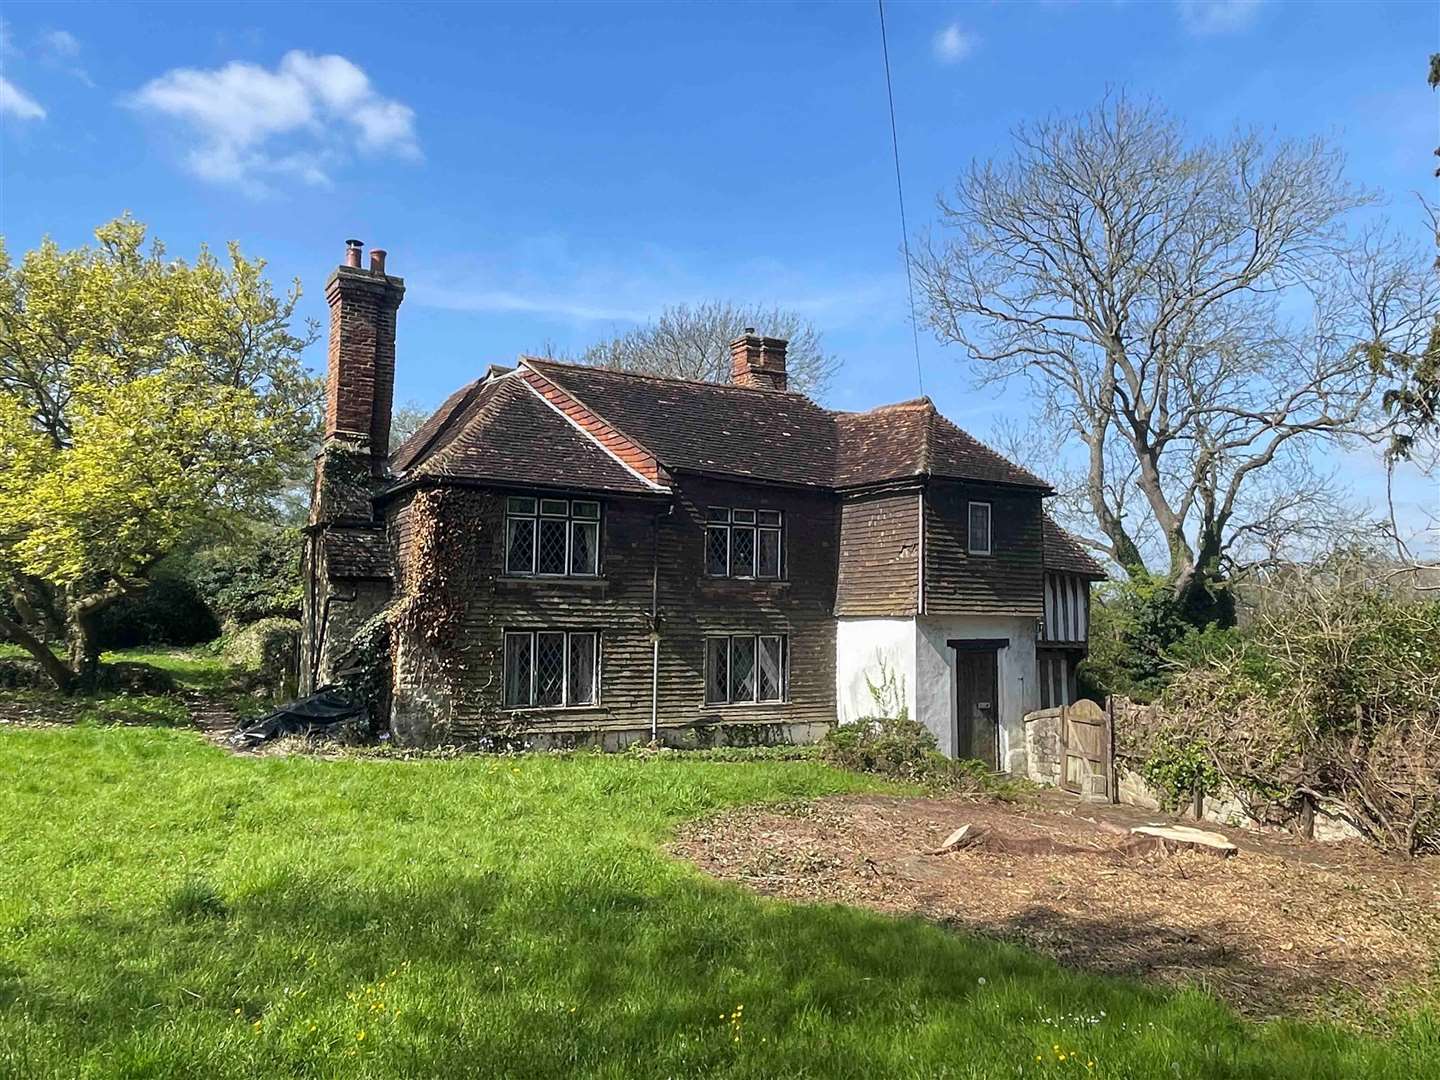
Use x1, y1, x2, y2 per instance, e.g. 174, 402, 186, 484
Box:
834, 397, 1051, 490
389, 358, 1052, 494
833, 401, 928, 485
524, 358, 839, 487
1043, 516, 1107, 579
391, 379, 486, 473
323, 527, 391, 579
392, 373, 658, 494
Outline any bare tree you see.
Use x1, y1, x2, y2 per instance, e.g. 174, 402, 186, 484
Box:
574, 301, 841, 397
913, 95, 1437, 623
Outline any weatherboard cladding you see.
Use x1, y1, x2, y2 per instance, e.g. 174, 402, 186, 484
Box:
400, 476, 836, 740
924, 479, 1046, 617
834, 488, 920, 617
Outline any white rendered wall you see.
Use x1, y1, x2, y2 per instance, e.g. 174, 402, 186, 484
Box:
914, 615, 1039, 772
835, 618, 918, 725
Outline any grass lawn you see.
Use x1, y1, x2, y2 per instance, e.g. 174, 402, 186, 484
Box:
1, 726, 1436, 1079
0, 644, 264, 727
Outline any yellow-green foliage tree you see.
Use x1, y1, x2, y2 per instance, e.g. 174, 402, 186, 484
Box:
0, 215, 321, 690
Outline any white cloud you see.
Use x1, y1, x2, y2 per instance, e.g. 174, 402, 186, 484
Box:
37, 29, 92, 85
39, 29, 79, 58
128, 50, 419, 191
933, 23, 976, 64
1177, 0, 1262, 36
0, 76, 45, 121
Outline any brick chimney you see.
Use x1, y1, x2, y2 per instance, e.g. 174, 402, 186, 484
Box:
324, 239, 405, 468
729, 328, 788, 391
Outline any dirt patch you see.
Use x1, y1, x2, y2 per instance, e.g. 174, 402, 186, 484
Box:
673, 793, 1440, 1021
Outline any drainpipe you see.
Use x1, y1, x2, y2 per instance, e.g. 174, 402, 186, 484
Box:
916, 486, 926, 616
649, 504, 664, 743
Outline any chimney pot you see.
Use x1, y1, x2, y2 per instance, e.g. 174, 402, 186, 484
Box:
344, 239, 363, 268
370, 248, 387, 274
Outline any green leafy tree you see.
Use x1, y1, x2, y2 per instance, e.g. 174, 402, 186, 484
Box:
0, 215, 321, 690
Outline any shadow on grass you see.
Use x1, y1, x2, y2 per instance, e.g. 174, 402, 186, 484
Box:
964, 903, 1372, 1021
4, 867, 1432, 1080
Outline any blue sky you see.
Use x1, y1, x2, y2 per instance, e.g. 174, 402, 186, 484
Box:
2, 0, 1436, 535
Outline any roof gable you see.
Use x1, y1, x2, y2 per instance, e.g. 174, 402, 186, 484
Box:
525, 358, 839, 487
393, 373, 659, 494
834, 398, 1050, 491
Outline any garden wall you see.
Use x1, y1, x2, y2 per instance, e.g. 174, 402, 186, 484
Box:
1022, 698, 1364, 843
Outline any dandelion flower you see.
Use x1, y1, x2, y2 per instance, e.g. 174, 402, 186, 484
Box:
357, 1030, 366, 1041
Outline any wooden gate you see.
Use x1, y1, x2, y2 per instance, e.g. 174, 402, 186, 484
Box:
1061, 698, 1110, 799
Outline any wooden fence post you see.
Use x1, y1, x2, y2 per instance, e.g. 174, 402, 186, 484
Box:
1298, 792, 1316, 840
1106, 695, 1118, 804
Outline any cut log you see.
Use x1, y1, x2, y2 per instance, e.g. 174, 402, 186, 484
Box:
927, 824, 982, 854
1125, 824, 1238, 858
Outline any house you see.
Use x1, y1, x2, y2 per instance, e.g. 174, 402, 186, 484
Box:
300, 241, 1104, 767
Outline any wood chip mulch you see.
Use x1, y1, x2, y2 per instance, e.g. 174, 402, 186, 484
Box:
671, 794, 1440, 1021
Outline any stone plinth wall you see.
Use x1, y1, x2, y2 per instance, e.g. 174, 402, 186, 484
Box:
1023, 706, 1063, 787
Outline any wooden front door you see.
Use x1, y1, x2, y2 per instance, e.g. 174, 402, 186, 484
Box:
954, 648, 999, 768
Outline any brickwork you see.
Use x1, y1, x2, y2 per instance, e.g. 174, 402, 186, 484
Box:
302, 247, 405, 691
323, 264, 405, 462
728, 332, 788, 391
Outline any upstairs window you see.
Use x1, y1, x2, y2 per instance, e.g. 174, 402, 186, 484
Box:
967, 500, 992, 556
705, 507, 783, 579
503, 630, 599, 708
705, 634, 787, 705
505, 496, 600, 576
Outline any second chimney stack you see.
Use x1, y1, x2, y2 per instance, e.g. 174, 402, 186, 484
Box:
729, 329, 789, 391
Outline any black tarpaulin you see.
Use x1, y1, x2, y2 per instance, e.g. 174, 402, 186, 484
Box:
230, 688, 366, 747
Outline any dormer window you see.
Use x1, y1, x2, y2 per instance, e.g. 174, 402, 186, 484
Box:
968, 500, 992, 555
505, 496, 600, 576
705, 507, 783, 579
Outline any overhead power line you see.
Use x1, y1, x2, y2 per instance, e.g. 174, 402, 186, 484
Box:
877, 0, 926, 396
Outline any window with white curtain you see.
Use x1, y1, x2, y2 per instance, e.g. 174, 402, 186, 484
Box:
504, 496, 601, 577
704, 634, 787, 704
503, 630, 599, 708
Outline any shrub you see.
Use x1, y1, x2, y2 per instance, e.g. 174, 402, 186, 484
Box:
1139, 734, 1222, 811
93, 569, 219, 649
1157, 555, 1440, 855
188, 526, 303, 627
1080, 574, 1242, 701
822, 715, 1009, 794
217, 617, 300, 701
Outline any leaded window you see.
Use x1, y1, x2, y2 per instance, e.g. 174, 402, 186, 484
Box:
503, 630, 600, 708
968, 500, 992, 555
505, 496, 601, 576
704, 634, 787, 705
704, 507, 783, 579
